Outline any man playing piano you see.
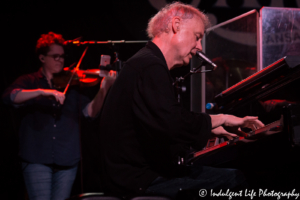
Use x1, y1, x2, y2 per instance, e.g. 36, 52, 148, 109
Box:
98, 2, 264, 198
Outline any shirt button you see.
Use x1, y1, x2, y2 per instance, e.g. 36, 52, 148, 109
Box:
53, 137, 56, 139
53, 104, 55, 106
54, 124, 56, 127
139, 188, 142, 191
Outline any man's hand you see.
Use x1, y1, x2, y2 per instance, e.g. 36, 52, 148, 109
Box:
211, 126, 238, 140
210, 114, 264, 141
41, 89, 65, 104
210, 114, 265, 131
220, 115, 264, 138
224, 115, 265, 131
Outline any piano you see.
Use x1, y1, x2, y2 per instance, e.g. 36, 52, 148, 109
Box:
185, 56, 300, 189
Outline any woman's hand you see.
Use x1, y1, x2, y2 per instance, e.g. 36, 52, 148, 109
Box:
41, 89, 65, 104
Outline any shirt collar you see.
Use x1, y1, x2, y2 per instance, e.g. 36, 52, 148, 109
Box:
146, 41, 168, 68
37, 67, 46, 79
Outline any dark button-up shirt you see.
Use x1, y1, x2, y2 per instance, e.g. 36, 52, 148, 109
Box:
2, 69, 89, 166
98, 41, 212, 195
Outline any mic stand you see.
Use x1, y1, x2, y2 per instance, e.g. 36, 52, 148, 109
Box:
97, 45, 124, 74
173, 60, 210, 103
98, 52, 122, 74
65, 38, 147, 74
173, 76, 186, 104
83, 40, 147, 74
65, 39, 148, 45
112, 51, 122, 75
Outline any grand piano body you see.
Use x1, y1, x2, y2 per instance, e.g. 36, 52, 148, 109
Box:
187, 56, 300, 189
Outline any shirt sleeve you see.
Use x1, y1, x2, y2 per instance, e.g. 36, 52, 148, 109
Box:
2, 74, 33, 106
133, 64, 212, 151
65, 88, 91, 118
80, 94, 92, 118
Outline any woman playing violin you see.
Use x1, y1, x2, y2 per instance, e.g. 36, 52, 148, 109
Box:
2, 32, 116, 200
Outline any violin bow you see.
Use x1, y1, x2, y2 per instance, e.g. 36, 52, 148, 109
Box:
63, 47, 88, 95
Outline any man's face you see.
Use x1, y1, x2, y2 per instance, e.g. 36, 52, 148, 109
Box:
40, 44, 64, 74
172, 16, 205, 68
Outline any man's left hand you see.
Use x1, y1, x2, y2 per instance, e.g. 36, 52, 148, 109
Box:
224, 115, 265, 131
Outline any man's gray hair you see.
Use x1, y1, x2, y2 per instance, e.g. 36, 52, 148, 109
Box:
147, 2, 210, 39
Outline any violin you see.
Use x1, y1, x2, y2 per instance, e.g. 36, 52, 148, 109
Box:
52, 47, 115, 94
52, 47, 103, 94
52, 67, 103, 90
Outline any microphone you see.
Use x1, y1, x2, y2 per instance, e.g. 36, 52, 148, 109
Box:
196, 51, 217, 71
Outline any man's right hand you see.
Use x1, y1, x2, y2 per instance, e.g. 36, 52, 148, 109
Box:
211, 126, 238, 140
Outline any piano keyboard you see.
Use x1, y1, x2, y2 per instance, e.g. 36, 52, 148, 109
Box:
192, 116, 284, 160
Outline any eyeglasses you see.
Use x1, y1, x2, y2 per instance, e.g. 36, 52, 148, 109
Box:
46, 54, 65, 61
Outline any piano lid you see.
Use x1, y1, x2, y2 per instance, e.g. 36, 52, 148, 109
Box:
214, 56, 300, 111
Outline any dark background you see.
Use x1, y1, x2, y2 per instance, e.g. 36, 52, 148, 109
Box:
1, 0, 299, 199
